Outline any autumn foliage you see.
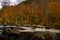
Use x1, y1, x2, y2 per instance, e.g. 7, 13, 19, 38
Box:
0, 0, 60, 27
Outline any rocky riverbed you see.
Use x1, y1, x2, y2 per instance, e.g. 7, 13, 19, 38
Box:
0, 32, 60, 40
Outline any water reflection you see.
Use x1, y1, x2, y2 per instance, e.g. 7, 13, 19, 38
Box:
0, 31, 60, 40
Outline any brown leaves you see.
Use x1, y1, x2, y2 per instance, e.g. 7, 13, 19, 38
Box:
0, 0, 60, 26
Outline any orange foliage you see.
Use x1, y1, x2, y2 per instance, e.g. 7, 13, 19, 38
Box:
0, 0, 60, 26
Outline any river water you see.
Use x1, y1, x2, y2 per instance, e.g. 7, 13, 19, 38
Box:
0, 32, 60, 40
0, 25, 60, 40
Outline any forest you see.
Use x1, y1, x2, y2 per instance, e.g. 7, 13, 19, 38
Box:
0, 0, 60, 28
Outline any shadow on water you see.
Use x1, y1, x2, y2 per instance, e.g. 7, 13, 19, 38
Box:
0, 32, 60, 40
0, 32, 34, 40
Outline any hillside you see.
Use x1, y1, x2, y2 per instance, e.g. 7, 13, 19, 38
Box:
0, 0, 60, 27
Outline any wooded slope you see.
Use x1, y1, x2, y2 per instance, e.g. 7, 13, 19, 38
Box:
0, 0, 60, 27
